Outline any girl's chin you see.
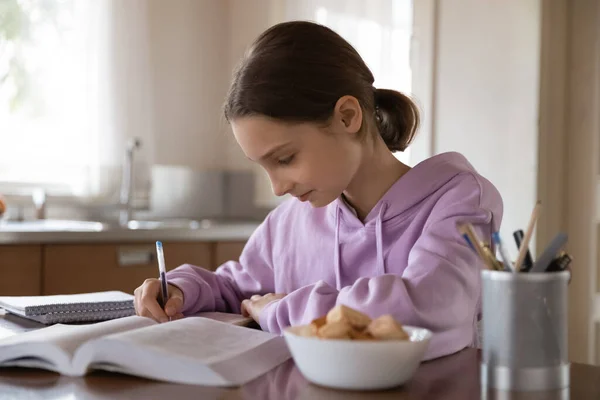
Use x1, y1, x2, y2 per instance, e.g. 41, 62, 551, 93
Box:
307, 194, 339, 208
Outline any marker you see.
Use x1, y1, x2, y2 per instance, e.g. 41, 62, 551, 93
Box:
513, 230, 534, 271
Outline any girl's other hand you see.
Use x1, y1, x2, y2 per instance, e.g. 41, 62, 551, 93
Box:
241, 293, 286, 323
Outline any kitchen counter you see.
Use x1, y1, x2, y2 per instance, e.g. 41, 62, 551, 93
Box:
0, 221, 260, 244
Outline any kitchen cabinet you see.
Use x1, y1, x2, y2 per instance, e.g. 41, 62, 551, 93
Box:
42, 242, 213, 295
0, 245, 42, 295
0, 240, 248, 296
213, 241, 246, 269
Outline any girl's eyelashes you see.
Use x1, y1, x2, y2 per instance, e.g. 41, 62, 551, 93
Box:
277, 154, 295, 166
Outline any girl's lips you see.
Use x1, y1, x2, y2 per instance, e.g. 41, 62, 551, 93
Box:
298, 191, 313, 202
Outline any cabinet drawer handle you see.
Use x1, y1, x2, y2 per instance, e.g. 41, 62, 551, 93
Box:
118, 247, 155, 266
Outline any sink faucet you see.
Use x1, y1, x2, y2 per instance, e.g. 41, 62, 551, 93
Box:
32, 188, 46, 220
119, 137, 142, 227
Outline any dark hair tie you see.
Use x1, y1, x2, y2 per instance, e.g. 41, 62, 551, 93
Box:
374, 106, 382, 123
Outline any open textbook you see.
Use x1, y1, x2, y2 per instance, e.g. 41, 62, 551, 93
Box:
0, 315, 290, 386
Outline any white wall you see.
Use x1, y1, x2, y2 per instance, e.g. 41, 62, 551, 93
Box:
225, 0, 286, 207
147, 0, 229, 170
225, 0, 282, 172
427, 0, 541, 253
143, 0, 282, 207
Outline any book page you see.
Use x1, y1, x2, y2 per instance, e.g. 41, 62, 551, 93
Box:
103, 317, 276, 364
82, 317, 290, 385
0, 309, 45, 341
0, 315, 154, 360
195, 312, 254, 327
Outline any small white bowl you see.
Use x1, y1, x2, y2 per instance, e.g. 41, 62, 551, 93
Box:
283, 325, 432, 391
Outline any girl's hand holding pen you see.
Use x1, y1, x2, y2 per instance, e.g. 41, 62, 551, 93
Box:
134, 279, 185, 323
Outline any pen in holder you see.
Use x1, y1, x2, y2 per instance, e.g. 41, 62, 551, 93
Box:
480, 269, 570, 391
458, 224, 504, 271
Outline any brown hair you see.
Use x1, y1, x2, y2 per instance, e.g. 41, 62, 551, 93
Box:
223, 21, 419, 152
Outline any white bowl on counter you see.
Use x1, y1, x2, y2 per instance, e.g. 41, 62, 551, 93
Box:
283, 325, 432, 391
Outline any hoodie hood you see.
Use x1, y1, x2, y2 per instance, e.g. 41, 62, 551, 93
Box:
331, 152, 482, 225
329, 151, 497, 288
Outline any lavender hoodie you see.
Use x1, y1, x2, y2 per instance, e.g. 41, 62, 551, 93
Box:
167, 152, 503, 360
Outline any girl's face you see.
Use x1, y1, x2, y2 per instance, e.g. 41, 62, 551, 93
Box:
231, 98, 365, 207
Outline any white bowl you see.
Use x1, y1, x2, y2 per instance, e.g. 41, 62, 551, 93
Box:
283, 325, 432, 391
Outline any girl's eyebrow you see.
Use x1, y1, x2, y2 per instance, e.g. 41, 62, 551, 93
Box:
254, 142, 292, 162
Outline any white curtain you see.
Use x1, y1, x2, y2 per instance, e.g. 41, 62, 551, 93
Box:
0, 0, 153, 202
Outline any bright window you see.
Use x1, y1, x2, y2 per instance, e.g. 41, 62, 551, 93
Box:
0, 0, 118, 198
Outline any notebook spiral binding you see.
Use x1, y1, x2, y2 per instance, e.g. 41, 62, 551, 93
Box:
39, 308, 136, 324
24, 300, 135, 316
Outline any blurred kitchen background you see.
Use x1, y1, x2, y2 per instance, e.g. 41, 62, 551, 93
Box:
1, 0, 599, 365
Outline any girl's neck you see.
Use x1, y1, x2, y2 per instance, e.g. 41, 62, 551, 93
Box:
343, 138, 410, 221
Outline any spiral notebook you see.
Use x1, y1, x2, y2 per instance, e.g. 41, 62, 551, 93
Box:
0, 291, 135, 324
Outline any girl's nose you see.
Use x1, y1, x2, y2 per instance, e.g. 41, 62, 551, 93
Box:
271, 176, 293, 197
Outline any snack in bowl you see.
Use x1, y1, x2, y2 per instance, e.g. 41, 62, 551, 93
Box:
366, 314, 410, 340
283, 305, 432, 390
326, 305, 371, 329
296, 305, 409, 342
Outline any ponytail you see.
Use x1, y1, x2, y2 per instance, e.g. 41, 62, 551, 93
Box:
374, 88, 420, 151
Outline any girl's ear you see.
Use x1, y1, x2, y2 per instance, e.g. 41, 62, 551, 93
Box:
332, 95, 363, 135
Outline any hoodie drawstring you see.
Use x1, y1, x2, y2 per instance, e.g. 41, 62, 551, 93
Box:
376, 202, 388, 275
334, 204, 342, 289
334, 202, 387, 289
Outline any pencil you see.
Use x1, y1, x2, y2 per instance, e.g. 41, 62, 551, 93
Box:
514, 201, 542, 271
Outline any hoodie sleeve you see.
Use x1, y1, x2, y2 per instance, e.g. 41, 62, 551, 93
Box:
165, 214, 276, 315
259, 177, 501, 360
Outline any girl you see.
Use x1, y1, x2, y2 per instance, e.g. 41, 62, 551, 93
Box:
134, 21, 502, 360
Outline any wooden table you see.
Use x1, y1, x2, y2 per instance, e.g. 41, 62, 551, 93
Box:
1, 313, 599, 399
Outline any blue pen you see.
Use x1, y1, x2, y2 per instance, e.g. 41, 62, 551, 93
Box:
459, 226, 502, 270
492, 232, 514, 272
462, 233, 477, 252
155, 241, 170, 317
